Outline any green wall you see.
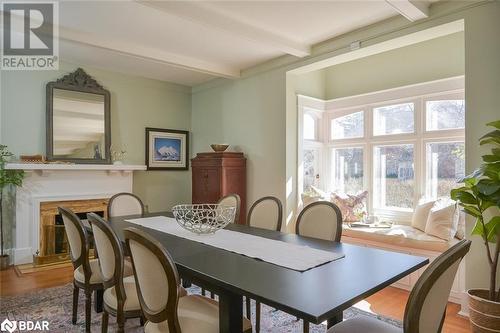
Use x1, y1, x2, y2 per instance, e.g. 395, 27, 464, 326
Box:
0, 62, 192, 212
324, 32, 464, 99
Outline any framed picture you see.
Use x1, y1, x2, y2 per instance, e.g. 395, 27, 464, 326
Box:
145, 127, 189, 170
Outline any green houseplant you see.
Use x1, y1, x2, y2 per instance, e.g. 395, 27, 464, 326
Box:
451, 120, 500, 332
0, 145, 24, 270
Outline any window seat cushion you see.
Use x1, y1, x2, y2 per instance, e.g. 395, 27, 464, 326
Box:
342, 224, 459, 252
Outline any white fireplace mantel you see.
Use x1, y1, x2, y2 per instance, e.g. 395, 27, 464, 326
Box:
6, 163, 146, 176
8, 163, 146, 265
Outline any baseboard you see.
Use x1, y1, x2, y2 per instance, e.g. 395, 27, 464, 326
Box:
13, 247, 33, 265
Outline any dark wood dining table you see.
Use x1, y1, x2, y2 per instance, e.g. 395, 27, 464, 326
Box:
108, 211, 429, 333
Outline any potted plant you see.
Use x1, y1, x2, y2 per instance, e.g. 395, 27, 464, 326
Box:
451, 120, 500, 332
0, 145, 24, 270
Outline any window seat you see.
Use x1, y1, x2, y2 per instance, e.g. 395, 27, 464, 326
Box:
342, 224, 460, 253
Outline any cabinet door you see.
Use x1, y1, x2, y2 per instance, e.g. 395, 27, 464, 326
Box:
192, 168, 220, 203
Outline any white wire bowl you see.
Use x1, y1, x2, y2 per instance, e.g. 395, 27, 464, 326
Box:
172, 204, 235, 235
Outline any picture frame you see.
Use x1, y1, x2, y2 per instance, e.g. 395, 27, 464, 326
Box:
145, 127, 189, 170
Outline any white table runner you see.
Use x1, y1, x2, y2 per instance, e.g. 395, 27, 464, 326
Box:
125, 216, 344, 272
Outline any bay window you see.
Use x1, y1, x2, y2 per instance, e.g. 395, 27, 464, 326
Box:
299, 77, 465, 220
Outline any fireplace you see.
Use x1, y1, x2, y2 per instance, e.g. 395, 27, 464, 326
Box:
35, 198, 109, 265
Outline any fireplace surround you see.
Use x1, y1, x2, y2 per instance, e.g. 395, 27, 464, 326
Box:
4, 163, 146, 265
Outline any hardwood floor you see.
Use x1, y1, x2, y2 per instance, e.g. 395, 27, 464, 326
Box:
0, 266, 471, 332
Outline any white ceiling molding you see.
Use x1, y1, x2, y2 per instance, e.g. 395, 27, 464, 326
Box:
385, 0, 430, 21
138, 0, 311, 58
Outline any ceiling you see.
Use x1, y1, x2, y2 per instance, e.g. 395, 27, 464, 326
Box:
53, 1, 433, 86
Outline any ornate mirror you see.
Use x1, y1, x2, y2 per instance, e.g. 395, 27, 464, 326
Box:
46, 68, 111, 163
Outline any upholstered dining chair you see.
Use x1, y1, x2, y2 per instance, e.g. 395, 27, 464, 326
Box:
327, 239, 471, 333
123, 227, 253, 333
295, 201, 343, 333
295, 201, 343, 242
107, 192, 145, 218
217, 193, 241, 224
87, 213, 141, 333
59, 207, 105, 333
245, 196, 283, 331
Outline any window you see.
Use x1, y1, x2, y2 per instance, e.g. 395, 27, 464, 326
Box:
331, 111, 364, 140
373, 102, 414, 136
303, 114, 316, 140
426, 142, 465, 199
303, 149, 320, 191
374, 145, 415, 209
299, 78, 465, 220
331, 147, 364, 194
426, 100, 465, 131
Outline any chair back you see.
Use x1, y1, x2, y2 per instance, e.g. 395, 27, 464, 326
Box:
247, 196, 283, 231
87, 213, 126, 301
58, 207, 91, 278
403, 239, 471, 333
217, 193, 241, 223
295, 201, 342, 242
124, 227, 181, 331
108, 192, 145, 218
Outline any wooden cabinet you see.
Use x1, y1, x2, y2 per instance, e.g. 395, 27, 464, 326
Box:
191, 152, 247, 224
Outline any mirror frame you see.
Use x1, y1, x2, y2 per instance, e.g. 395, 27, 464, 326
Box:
46, 68, 111, 164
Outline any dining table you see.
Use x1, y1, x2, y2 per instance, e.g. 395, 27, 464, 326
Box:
107, 211, 429, 333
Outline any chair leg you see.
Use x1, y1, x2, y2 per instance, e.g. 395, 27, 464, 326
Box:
245, 297, 251, 319
117, 311, 125, 333
101, 310, 108, 333
201, 287, 206, 296
72, 285, 79, 324
303, 320, 309, 333
256, 301, 261, 333
84, 290, 92, 333
210, 291, 215, 299
140, 315, 145, 326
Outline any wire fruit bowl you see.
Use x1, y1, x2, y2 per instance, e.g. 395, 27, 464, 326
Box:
172, 204, 235, 234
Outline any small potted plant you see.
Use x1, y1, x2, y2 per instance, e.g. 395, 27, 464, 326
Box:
451, 120, 500, 332
0, 145, 24, 270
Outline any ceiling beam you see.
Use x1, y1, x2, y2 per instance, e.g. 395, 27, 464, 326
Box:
60, 28, 240, 78
2, 10, 240, 78
385, 0, 429, 21
138, 1, 311, 58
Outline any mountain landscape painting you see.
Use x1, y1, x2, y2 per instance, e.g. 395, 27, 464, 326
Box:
154, 137, 181, 161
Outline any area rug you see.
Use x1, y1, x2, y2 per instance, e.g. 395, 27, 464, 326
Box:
0, 284, 402, 332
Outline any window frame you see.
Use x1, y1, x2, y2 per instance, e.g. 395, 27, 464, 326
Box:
298, 77, 465, 222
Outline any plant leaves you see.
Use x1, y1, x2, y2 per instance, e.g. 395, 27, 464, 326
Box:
451, 189, 477, 204
462, 205, 482, 218
483, 155, 500, 163
484, 216, 500, 243
487, 120, 500, 129
477, 179, 500, 196
472, 219, 485, 236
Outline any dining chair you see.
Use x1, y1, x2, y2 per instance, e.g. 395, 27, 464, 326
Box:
123, 227, 253, 333
295, 201, 343, 242
295, 201, 342, 333
59, 206, 105, 333
87, 213, 141, 333
327, 239, 471, 333
108, 192, 145, 218
217, 193, 241, 224
245, 196, 283, 331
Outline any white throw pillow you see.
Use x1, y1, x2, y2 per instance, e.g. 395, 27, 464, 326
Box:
425, 200, 459, 241
411, 200, 435, 231
455, 210, 466, 240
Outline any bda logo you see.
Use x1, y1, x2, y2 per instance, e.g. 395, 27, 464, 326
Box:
1, 318, 17, 333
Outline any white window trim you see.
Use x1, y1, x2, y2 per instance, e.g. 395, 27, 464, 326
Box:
298, 76, 465, 223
